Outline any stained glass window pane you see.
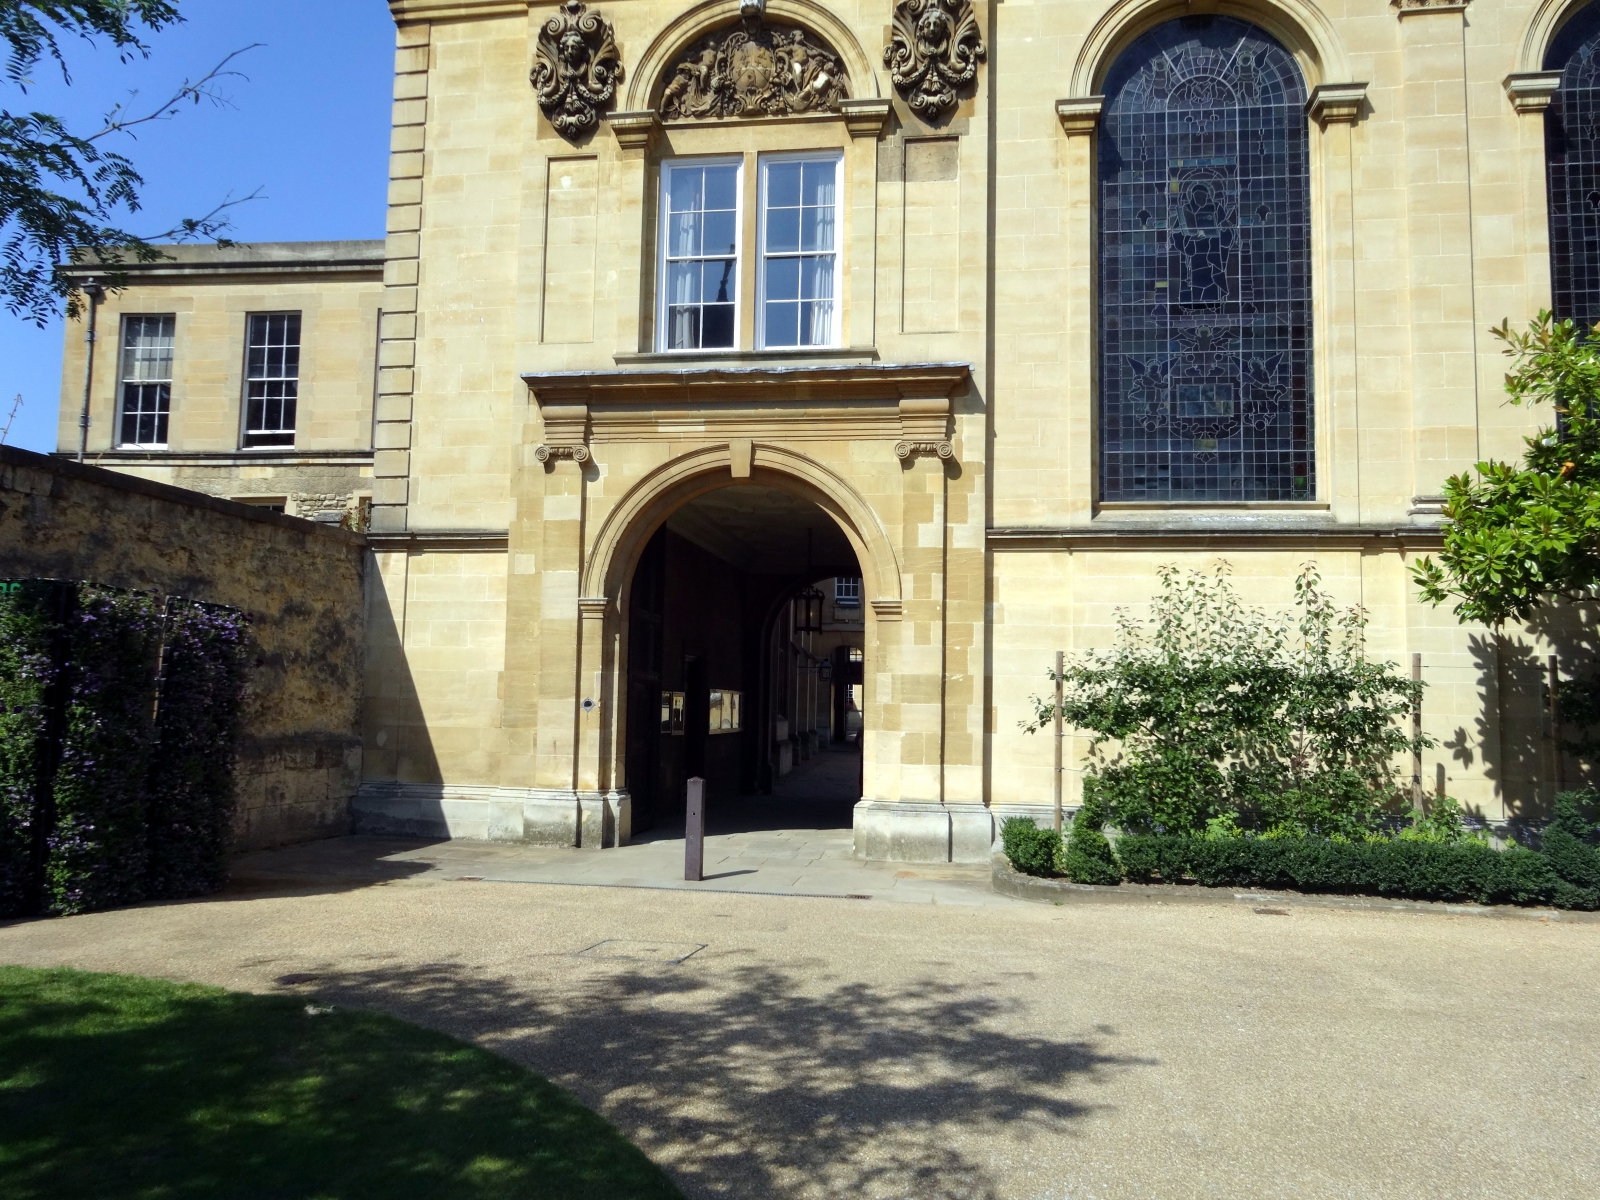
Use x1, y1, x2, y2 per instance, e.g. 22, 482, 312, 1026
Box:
1097, 17, 1314, 502
1546, 4, 1600, 332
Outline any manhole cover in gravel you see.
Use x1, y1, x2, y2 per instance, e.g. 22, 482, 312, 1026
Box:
575, 939, 706, 964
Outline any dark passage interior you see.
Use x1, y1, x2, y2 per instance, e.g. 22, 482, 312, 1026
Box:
624, 485, 865, 837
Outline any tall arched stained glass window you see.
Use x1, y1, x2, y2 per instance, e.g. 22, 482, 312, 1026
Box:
1546, 4, 1600, 331
1097, 18, 1313, 502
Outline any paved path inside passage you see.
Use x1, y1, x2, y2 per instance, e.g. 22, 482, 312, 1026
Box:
238, 745, 1009, 907
5, 844, 1600, 1200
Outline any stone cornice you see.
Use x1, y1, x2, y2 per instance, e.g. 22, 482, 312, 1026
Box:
987, 523, 1447, 550
1055, 96, 1104, 136
1306, 82, 1368, 125
365, 529, 510, 552
1391, 0, 1470, 14
1504, 71, 1563, 113
388, 0, 529, 19
523, 362, 971, 408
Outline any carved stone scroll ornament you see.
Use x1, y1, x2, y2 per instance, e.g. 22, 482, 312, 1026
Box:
895, 439, 954, 461
659, 2, 850, 120
532, 1, 624, 140
884, 0, 986, 119
534, 443, 591, 464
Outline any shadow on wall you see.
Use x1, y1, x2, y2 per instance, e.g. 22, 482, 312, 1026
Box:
268, 957, 1151, 1199
360, 553, 440, 789
1458, 603, 1598, 822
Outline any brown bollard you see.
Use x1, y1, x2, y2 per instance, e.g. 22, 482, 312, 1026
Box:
685, 776, 706, 882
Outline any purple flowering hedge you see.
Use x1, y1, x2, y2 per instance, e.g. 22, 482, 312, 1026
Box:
0, 581, 248, 918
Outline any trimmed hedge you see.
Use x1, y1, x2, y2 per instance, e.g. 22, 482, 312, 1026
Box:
1002, 792, 1600, 911
1000, 817, 1061, 877
0, 581, 249, 918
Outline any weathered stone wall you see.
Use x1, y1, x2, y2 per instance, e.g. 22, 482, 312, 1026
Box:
0, 445, 366, 850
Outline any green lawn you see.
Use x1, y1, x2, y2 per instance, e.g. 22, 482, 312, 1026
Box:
0, 966, 684, 1200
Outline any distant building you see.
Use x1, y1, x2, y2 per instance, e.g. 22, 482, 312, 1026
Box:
58, 0, 1598, 859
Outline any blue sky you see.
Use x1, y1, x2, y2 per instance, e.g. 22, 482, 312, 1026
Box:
0, 0, 395, 452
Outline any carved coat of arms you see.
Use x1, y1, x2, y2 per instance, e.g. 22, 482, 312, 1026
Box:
531, 1, 624, 140
884, 0, 986, 118
660, 7, 849, 120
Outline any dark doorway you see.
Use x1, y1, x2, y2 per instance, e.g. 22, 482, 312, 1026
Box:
620, 485, 866, 837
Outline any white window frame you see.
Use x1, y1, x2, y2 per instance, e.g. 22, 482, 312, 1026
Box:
241, 311, 302, 449
756, 150, 843, 351
116, 313, 176, 449
834, 576, 861, 607
657, 155, 744, 353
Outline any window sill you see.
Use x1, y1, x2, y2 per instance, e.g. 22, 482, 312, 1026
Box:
614, 346, 877, 367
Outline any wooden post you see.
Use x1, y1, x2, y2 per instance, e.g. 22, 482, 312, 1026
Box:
685, 776, 705, 882
1411, 653, 1423, 815
1053, 650, 1065, 833
1549, 655, 1566, 793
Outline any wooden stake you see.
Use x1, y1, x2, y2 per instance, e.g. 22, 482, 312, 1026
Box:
1549, 655, 1565, 793
1411, 653, 1423, 815
1053, 650, 1065, 833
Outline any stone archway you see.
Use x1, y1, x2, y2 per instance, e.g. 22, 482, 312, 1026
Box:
577, 444, 902, 833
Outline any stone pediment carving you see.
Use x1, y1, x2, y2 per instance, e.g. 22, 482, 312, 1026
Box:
532, 1, 624, 140
659, 1, 850, 120
885, 0, 986, 119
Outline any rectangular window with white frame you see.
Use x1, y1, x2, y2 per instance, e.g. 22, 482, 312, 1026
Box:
117, 314, 175, 448
243, 312, 302, 448
834, 576, 861, 607
758, 152, 841, 349
659, 158, 740, 351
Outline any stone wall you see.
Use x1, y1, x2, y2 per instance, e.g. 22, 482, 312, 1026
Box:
0, 444, 366, 850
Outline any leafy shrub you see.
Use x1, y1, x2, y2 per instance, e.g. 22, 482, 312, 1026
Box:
144, 601, 250, 900
1113, 831, 1597, 910
1060, 793, 1121, 885
0, 582, 249, 918
1000, 817, 1062, 878
1027, 564, 1424, 838
0, 582, 63, 915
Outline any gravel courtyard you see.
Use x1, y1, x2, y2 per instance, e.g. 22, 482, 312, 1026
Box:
3, 845, 1597, 1200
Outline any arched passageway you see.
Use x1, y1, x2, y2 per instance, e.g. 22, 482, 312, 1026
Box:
623, 484, 867, 835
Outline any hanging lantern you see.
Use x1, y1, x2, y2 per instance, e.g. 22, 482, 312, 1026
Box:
795, 587, 824, 632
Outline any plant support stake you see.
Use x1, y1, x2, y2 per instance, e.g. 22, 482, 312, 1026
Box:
1411, 653, 1423, 815
1549, 655, 1565, 793
1053, 650, 1064, 833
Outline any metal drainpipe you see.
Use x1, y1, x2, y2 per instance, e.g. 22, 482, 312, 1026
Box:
76, 279, 105, 463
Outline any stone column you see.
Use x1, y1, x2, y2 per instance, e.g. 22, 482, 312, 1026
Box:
372, 22, 429, 534
1396, 0, 1479, 510
1055, 98, 1102, 521
842, 100, 891, 349
1308, 85, 1368, 522
606, 112, 660, 353
1504, 72, 1560, 311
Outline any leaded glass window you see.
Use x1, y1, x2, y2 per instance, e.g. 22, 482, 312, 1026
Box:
1546, 4, 1600, 332
1097, 17, 1314, 502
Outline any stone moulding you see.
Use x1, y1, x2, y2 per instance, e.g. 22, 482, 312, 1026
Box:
884, 0, 986, 119
534, 443, 591, 463
659, 1, 850, 120
1306, 82, 1368, 125
1055, 95, 1104, 135
895, 439, 954, 461
532, 0, 624, 140
1504, 71, 1562, 113
1391, 0, 1470, 12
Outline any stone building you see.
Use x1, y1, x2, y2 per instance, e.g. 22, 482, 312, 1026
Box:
54, 0, 1600, 860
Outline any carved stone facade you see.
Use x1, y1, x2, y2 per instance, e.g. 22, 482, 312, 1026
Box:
660, 7, 849, 119
884, 0, 986, 118
532, 0, 624, 139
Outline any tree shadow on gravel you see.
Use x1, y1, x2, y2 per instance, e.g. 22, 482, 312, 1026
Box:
283, 957, 1151, 1200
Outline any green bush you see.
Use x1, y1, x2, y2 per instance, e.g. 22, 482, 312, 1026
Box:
0, 582, 248, 918
1114, 830, 1597, 909
1026, 564, 1423, 838
999, 817, 1062, 878
1060, 793, 1121, 885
